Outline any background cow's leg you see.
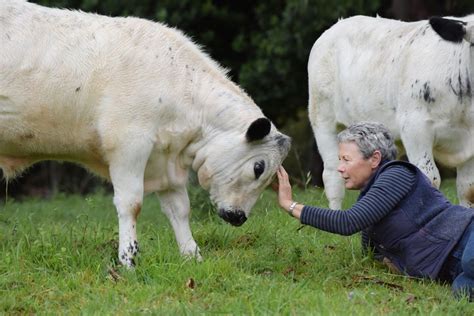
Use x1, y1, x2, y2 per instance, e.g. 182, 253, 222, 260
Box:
312, 122, 345, 210
456, 157, 474, 207
158, 186, 201, 260
109, 139, 153, 268
400, 120, 441, 189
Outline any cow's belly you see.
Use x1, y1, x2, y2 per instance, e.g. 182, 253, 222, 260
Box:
333, 98, 401, 138
433, 124, 474, 167
0, 97, 110, 178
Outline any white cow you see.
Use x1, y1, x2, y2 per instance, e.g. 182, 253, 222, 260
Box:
0, 1, 291, 267
308, 15, 474, 210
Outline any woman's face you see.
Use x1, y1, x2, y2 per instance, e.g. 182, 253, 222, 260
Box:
337, 142, 381, 190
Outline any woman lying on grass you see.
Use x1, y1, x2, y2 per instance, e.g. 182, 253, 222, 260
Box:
274, 122, 474, 300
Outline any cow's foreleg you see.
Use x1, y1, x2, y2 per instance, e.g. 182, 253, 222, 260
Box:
400, 120, 441, 188
109, 140, 153, 268
457, 157, 474, 207
158, 187, 201, 260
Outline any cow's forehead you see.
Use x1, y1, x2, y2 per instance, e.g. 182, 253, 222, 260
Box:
209, 135, 288, 174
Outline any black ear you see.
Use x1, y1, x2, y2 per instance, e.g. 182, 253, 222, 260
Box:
246, 118, 271, 142
429, 16, 466, 43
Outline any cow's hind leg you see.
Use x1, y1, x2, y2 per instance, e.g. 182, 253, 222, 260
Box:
158, 186, 201, 260
400, 118, 441, 188
312, 122, 345, 210
108, 138, 153, 268
457, 157, 474, 207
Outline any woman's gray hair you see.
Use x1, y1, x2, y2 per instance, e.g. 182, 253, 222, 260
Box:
337, 122, 397, 160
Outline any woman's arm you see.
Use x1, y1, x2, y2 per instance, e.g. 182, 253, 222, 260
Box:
299, 165, 415, 235
275, 165, 416, 235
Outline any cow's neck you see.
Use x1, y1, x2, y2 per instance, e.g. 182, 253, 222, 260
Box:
184, 77, 263, 185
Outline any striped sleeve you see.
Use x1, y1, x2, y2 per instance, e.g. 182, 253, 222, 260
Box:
300, 165, 416, 235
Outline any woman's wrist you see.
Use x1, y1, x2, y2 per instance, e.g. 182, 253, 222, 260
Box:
288, 201, 298, 216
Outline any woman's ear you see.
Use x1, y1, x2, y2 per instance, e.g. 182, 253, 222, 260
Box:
371, 150, 382, 168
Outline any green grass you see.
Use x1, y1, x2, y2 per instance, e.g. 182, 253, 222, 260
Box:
0, 180, 473, 315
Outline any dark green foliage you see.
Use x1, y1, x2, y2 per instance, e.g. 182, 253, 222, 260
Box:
6, 0, 474, 197
32, 0, 382, 122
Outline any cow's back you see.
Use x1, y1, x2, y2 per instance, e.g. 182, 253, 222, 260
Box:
309, 15, 474, 166
0, 1, 203, 163
0, 0, 259, 186
309, 16, 424, 134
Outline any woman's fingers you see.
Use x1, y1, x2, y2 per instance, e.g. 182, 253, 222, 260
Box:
280, 166, 288, 178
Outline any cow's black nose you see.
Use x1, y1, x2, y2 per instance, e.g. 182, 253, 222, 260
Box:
218, 209, 247, 226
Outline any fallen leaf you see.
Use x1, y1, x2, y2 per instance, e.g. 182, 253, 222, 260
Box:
351, 275, 404, 291
186, 278, 195, 289
108, 267, 121, 282
405, 294, 416, 304
323, 244, 336, 252
282, 267, 295, 276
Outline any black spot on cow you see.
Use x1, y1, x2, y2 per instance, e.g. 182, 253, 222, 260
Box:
458, 72, 464, 100
466, 76, 472, 97
448, 78, 456, 94
422, 82, 435, 103
75, 86, 81, 92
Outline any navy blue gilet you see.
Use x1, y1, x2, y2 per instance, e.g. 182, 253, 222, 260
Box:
361, 160, 474, 279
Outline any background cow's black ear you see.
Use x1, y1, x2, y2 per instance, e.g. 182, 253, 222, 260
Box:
429, 16, 466, 43
246, 118, 271, 142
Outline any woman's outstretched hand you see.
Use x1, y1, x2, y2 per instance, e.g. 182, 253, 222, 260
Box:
272, 166, 293, 211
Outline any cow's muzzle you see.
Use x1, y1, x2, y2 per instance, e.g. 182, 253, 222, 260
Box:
218, 208, 247, 226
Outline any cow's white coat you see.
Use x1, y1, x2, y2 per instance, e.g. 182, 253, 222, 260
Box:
0, 0, 290, 266
308, 15, 474, 209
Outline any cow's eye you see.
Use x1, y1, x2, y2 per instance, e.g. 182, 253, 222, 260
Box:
254, 160, 265, 179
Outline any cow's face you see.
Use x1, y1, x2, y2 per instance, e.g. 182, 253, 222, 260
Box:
195, 118, 291, 226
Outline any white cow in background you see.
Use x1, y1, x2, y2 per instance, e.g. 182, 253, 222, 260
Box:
0, 1, 291, 267
308, 14, 474, 209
